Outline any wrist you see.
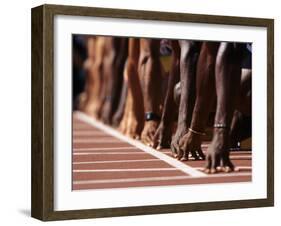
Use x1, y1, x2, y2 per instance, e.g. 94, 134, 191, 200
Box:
188, 127, 206, 136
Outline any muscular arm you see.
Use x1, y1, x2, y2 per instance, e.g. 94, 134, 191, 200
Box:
170, 41, 200, 155
153, 40, 180, 149
189, 42, 218, 132
139, 39, 163, 145
205, 42, 243, 173
139, 39, 163, 115
176, 42, 218, 160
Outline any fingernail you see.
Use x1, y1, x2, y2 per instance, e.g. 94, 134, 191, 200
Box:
216, 166, 223, 172
224, 166, 232, 173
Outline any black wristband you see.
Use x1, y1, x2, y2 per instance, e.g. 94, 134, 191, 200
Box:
145, 112, 161, 121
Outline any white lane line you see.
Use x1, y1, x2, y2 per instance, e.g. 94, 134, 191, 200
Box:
73, 159, 161, 164
75, 111, 206, 177
73, 152, 150, 155
73, 172, 252, 185
74, 147, 136, 151
73, 152, 167, 155
73, 168, 178, 173
74, 139, 124, 144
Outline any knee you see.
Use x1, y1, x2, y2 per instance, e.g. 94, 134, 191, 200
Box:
140, 41, 160, 64
173, 82, 181, 106
139, 51, 158, 66
124, 57, 138, 81
216, 42, 243, 67
126, 57, 137, 71
216, 43, 230, 67
96, 60, 103, 73
179, 41, 197, 65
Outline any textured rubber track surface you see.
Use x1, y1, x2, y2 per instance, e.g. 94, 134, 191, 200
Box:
72, 112, 251, 190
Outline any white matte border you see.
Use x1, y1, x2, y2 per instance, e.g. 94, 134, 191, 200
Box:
54, 15, 267, 211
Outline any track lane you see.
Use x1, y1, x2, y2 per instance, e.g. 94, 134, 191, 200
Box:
72, 112, 252, 190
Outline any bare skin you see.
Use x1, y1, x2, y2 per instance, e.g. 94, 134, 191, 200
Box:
118, 38, 144, 138
229, 68, 252, 149
153, 40, 180, 149
112, 79, 128, 127
99, 37, 116, 123
139, 39, 163, 146
170, 41, 201, 158
100, 38, 128, 125
236, 68, 252, 115
177, 42, 218, 161
173, 43, 251, 170
82, 37, 105, 118
204, 42, 243, 173
173, 81, 181, 106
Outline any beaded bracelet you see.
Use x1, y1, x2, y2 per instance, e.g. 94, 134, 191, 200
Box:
213, 123, 228, 128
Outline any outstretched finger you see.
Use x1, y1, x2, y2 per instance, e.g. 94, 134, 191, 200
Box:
152, 131, 160, 149
171, 142, 179, 158
210, 154, 220, 174
141, 135, 151, 146
221, 152, 235, 172
177, 147, 184, 160
148, 131, 156, 147
203, 154, 212, 173
180, 149, 189, 161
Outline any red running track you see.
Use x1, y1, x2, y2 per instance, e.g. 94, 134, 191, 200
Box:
72, 111, 252, 190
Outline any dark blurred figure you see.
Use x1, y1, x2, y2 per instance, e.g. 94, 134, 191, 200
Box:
72, 35, 87, 109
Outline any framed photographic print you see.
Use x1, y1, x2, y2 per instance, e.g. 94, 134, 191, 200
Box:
31, 4, 274, 221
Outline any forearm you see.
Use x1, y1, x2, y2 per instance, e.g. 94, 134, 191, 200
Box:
161, 59, 180, 126
190, 43, 218, 132
141, 57, 162, 116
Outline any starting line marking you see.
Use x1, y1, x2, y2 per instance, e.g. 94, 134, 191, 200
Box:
73, 151, 170, 155
73, 159, 161, 164
73, 168, 178, 173
75, 111, 206, 177
73, 151, 251, 159
73, 147, 137, 151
